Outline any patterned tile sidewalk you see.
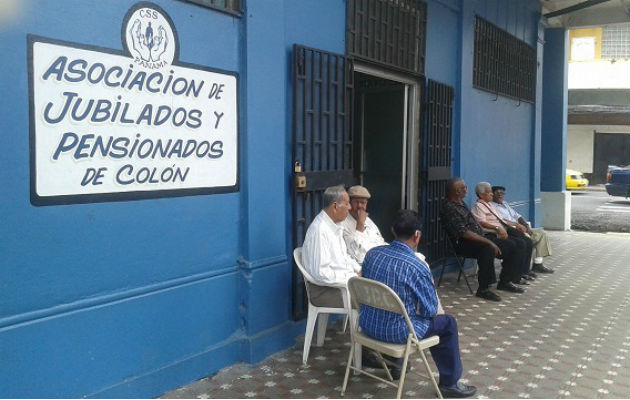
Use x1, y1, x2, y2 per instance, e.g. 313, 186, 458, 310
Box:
162, 231, 630, 399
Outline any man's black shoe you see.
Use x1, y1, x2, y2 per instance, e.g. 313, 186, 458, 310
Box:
497, 282, 525, 293
526, 271, 538, 278
438, 382, 477, 398
389, 366, 401, 380
522, 274, 535, 281
362, 351, 403, 379
361, 350, 385, 369
513, 278, 529, 286
475, 289, 501, 302
532, 263, 554, 273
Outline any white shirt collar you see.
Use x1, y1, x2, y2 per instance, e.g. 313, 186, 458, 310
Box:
321, 210, 343, 233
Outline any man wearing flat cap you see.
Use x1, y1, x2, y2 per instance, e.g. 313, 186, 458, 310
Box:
342, 185, 444, 313
491, 185, 554, 274
340, 185, 387, 264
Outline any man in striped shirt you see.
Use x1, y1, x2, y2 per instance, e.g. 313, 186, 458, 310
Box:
360, 210, 476, 398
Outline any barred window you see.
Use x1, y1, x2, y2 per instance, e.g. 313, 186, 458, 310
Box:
346, 0, 427, 74
473, 16, 536, 103
602, 23, 630, 59
183, 0, 242, 16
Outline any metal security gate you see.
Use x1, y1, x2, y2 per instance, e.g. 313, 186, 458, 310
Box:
292, 45, 354, 319
419, 79, 455, 263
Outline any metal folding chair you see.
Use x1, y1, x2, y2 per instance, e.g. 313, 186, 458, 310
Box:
341, 277, 443, 399
436, 232, 475, 294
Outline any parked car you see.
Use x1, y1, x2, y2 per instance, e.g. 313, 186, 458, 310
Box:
605, 165, 630, 198
566, 169, 589, 189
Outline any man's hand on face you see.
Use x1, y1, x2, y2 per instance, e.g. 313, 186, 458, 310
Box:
355, 209, 368, 231
497, 225, 508, 240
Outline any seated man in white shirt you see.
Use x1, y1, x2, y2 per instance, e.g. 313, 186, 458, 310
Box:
302, 185, 361, 308
491, 185, 554, 274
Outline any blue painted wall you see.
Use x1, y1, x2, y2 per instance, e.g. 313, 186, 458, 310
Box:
442, 0, 542, 222
0, 0, 304, 397
1, 0, 546, 397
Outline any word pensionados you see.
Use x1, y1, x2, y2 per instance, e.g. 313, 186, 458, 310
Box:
53, 132, 224, 161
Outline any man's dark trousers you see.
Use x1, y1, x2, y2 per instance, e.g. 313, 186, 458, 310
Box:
454, 236, 523, 290
423, 314, 462, 387
506, 228, 534, 279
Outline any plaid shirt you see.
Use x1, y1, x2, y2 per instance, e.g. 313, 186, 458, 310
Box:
440, 199, 483, 243
359, 240, 438, 343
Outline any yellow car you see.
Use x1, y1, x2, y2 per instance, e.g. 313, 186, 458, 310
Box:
566, 169, 589, 189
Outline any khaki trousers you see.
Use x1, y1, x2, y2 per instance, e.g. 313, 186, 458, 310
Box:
530, 228, 552, 258
308, 283, 344, 308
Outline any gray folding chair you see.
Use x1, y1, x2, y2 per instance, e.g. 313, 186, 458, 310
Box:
341, 277, 443, 399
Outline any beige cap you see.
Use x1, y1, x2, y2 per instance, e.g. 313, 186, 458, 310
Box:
347, 185, 371, 199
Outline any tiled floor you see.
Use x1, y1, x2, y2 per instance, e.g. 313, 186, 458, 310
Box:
162, 231, 630, 399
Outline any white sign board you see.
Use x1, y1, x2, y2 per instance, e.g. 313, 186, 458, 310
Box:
28, 2, 238, 205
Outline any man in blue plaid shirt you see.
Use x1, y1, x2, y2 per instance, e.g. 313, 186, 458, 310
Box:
360, 210, 476, 398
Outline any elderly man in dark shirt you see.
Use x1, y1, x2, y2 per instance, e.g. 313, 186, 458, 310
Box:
440, 177, 524, 302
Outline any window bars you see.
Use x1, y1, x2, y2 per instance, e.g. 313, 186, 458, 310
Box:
602, 23, 630, 60
473, 16, 536, 103
346, 0, 427, 74
183, 0, 242, 16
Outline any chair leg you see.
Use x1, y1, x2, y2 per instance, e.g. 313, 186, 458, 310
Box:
418, 348, 443, 399
340, 339, 356, 396
302, 307, 318, 365
376, 352, 393, 381
454, 257, 473, 294
342, 315, 349, 333
353, 343, 362, 372
316, 313, 328, 346
437, 262, 447, 287
458, 263, 474, 294
396, 342, 412, 399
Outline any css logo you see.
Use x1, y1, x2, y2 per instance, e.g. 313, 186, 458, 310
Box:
123, 3, 177, 68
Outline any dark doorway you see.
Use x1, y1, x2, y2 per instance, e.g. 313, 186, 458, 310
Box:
353, 72, 406, 242
593, 132, 630, 184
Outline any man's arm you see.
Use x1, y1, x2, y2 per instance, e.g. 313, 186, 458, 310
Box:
471, 203, 508, 239
460, 230, 502, 256
343, 220, 377, 264
517, 216, 532, 234
440, 202, 501, 256
303, 231, 357, 285
411, 266, 439, 318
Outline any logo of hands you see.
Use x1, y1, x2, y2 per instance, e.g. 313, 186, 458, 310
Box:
129, 19, 168, 63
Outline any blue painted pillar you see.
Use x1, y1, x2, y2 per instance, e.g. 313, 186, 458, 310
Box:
541, 28, 568, 192
540, 28, 571, 230
530, 19, 544, 228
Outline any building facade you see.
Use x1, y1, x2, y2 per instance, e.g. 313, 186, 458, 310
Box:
1, 0, 551, 397
566, 24, 630, 184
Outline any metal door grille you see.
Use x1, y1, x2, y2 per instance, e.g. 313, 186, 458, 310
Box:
420, 80, 454, 263
346, 0, 427, 74
473, 16, 536, 103
292, 45, 354, 319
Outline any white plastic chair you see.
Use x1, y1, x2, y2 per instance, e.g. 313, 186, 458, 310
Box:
341, 276, 443, 399
293, 247, 352, 365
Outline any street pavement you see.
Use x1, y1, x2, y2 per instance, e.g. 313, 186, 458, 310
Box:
162, 230, 630, 399
571, 188, 630, 233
